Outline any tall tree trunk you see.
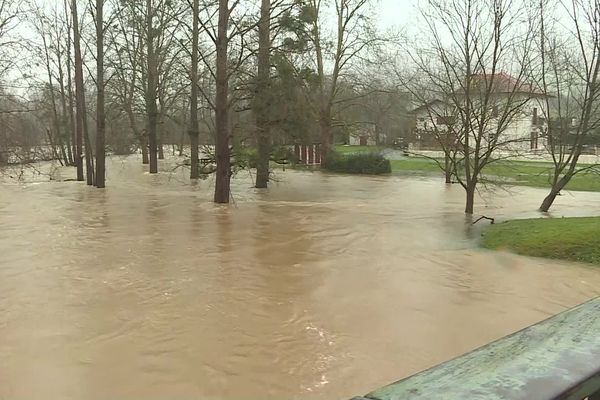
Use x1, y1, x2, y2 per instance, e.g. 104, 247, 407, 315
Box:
540, 189, 559, 213
95, 0, 106, 188
146, 0, 159, 174
46, 129, 64, 166
320, 110, 332, 156
54, 23, 74, 167
72, 0, 86, 182
214, 0, 231, 203
255, 0, 271, 189
83, 107, 94, 185
156, 115, 165, 160
124, 104, 148, 164
57, 53, 74, 166
189, 0, 200, 179
180, 106, 187, 157
158, 130, 165, 159
540, 175, 569, 212
67, 68, 77, 169
41, 32, 66, 166
57, 134, 69, 165
311, 6, 332, 159
157, 97, 165, 160
141, 136, 149, 164
465, 183, 476, 214
65, 0, 79, 174
444, 153, 452, 184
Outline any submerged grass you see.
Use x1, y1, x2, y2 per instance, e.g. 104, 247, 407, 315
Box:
333, 145, 600, 191
389, 158, 600, 192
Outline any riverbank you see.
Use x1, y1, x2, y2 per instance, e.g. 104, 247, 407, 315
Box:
335, 146, 600, 192
481, 217, 600, 265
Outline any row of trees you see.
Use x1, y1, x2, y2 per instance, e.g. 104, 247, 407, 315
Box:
1, 0, 407, 203
3, 0, 598, 215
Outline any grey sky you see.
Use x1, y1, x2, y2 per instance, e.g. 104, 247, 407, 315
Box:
25, 0, 416, 31
378, 0, 415, 30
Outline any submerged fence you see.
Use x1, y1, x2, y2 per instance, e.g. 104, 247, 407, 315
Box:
294, 144, 322, 166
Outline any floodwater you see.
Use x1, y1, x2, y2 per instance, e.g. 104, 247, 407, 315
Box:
1, 156, 600, 400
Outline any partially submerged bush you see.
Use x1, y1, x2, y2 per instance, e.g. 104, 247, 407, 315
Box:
110, 143, 136, 155
322, 151, 391, 175
233, 145, 298, 169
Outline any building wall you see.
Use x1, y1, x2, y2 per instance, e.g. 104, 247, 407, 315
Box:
411, 94, 548, 154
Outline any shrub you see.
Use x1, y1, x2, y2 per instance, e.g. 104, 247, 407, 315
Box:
322, 151, 391, 175
233, 147, 258, 169
234, 146, 298, 169
110, 143, 136, 155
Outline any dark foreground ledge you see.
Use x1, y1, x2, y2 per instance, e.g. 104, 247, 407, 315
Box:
352, 297, 600, 400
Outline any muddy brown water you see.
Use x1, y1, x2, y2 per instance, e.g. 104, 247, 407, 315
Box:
1, 156, 600, 399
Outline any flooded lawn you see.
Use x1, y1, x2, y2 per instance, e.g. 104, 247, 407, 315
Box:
1, 156, 600, 399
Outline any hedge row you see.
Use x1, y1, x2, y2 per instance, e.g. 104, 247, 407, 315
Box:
322, 152, 391, 175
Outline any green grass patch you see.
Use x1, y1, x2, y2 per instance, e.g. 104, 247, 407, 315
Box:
390, 158, 443, 173
334, 145, 387, 154
481, 217, 600, 265
328, 146, 600, 190
390, 158, 600, 192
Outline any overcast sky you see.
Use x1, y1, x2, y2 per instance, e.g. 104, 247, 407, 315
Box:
378, 0, 416, 30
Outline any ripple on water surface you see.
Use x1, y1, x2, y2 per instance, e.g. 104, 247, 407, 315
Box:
1, 156, 600, 399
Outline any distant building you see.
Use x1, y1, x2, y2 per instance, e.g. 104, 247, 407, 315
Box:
410, 73, 548, 153
348, 125, 378, 146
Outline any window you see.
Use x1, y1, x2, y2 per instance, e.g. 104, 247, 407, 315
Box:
532, 108, 538, 125
530, 131, 538, 150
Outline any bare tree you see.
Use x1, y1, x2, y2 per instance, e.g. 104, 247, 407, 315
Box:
146, 0, 159, 174
335, 77, 413, 146
95, 0, 106, 187
194, 0, 255, 202
72, 0, 93, 184
189, 0, 200, 179
254, 0, 271, 188
0, 0, 20, 79
108, 0, 185, 169
402, 0, 540, 214
35, 12, 68, 167
108, 1, 148, 164
213, 0, 231, 203
305, 0, 376, 158
64, 0, 77, 168
537, 0, 600, 212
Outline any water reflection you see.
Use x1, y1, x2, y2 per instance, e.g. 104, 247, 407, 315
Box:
1, 156, 600, 399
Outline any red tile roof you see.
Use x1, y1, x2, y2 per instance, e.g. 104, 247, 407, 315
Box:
468, 72, 545, 95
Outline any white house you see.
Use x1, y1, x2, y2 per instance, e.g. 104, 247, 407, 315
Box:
411, 73, 548, 153
347, 125, 379, 146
